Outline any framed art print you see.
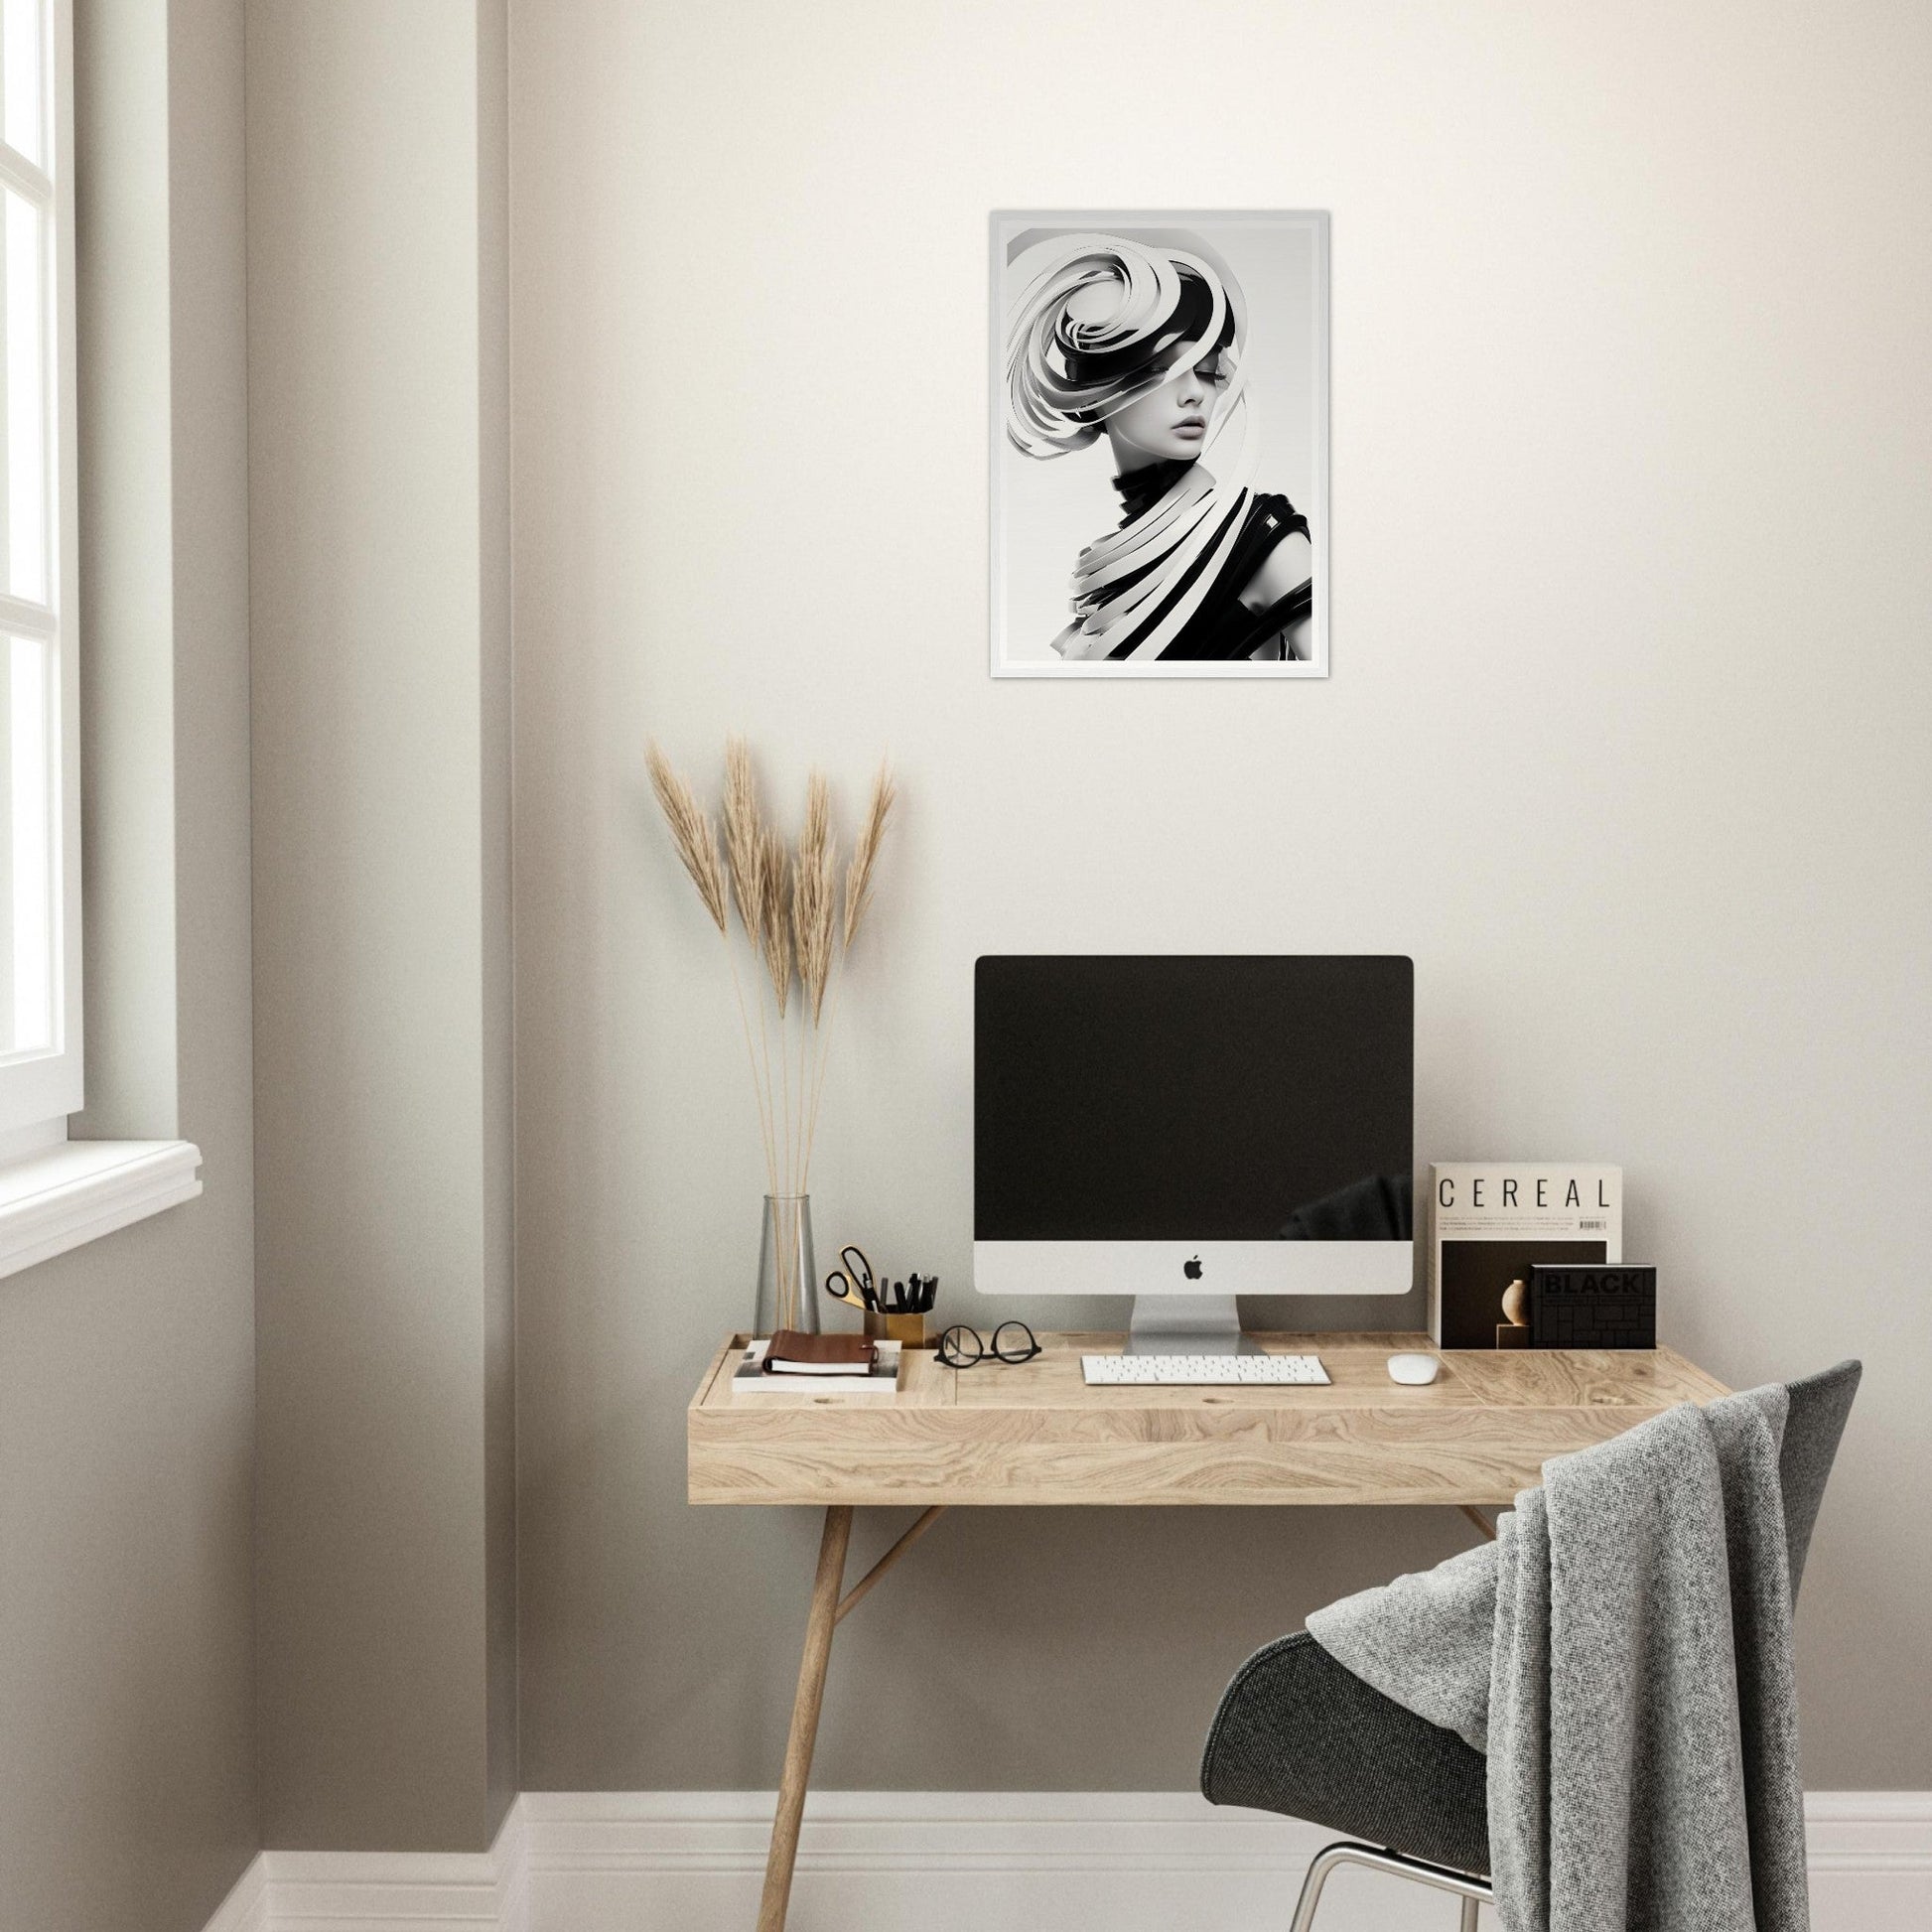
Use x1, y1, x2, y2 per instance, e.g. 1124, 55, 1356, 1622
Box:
991, 210, 1329, 678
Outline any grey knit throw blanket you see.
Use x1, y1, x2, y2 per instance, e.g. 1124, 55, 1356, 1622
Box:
1307, 1387, 1809, 1932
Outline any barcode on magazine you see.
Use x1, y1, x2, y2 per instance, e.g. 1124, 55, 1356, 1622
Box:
1580, 1218, 1608, 1230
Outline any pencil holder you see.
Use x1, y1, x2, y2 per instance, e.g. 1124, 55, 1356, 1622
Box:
866, 1309, 927, 1348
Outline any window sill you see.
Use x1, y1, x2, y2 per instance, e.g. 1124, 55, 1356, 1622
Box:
0, 1140, 203, 1282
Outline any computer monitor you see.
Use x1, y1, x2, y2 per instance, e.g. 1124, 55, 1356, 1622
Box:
973, 955, 1414, 1351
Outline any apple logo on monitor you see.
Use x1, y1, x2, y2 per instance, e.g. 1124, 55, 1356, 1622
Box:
1183, 1256, 1203, 1280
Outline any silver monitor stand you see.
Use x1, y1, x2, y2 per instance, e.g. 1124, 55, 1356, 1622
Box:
1124, 1293, 1260, 1356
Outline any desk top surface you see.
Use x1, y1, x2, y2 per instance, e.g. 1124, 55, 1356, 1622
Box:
687, 1331, 1728, 1508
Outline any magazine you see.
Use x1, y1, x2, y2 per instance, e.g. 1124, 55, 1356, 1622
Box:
1428, 1164, 1621, 1349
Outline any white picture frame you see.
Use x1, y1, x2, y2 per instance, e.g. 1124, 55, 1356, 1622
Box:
991, 209, 1329, 679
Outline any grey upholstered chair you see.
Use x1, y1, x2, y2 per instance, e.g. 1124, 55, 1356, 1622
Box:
1200, 1361, 1862, 1930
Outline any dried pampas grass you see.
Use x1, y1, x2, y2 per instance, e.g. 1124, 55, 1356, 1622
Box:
645, 738, 897, 1204
792, 774, 836, 1025
644, 743, 727, 935
753, 828, 787, 1013
722, 737, 766, 947
843, 761, 897, 949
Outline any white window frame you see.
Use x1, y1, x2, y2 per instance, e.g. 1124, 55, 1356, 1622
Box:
0, 0, 201, 1277
0, 0, 79, 1142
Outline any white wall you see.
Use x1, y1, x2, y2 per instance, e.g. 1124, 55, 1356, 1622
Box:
511, 0, 1932, 1792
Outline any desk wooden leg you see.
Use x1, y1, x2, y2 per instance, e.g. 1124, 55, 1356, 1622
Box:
837, 1505, 945, 1624
758, 1504, 853, 1932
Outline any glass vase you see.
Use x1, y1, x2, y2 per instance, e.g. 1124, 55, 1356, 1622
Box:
754, 1193, 818, 1338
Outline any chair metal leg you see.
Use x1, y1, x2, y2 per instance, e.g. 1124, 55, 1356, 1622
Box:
1288, 1841, 1493, 1932
1286, 1843, 1351, 1932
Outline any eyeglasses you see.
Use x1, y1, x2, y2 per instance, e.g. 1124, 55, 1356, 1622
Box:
936, 1321, 1040, 1368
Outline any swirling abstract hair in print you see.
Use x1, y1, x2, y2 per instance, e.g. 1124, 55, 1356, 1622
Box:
1004, 231, 1259, 661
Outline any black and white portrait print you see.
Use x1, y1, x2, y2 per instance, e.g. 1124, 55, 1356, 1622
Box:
991, 211, 1328, 678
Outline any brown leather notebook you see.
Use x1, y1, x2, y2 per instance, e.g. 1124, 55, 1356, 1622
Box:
764, 1330, 877, 1375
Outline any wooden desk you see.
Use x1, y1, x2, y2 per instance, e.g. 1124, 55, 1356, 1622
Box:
687, 1331, 1728, 1930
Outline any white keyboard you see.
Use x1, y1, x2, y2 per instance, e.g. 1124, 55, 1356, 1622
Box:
1081, 1352, 1329, 1387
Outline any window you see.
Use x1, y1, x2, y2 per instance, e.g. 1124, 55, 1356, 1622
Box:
0, 0, 200, 1273
0, 0, 76, 1147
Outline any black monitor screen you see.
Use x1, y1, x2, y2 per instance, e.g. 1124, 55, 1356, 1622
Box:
974, 955, 1414, 1242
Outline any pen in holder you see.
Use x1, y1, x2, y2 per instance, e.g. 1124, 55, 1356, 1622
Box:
865, 1273, 938, 1349
824, 1249, 938, 1347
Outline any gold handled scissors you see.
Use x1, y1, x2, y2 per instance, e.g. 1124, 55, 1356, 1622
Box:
824, 1244, 878, 1312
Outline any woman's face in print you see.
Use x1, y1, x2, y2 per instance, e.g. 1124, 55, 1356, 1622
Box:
1105, 350, 1229, 467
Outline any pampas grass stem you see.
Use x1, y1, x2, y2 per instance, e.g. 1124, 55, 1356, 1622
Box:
645, 742, 728, 935
802, 759, 895, 1188
843, 760, 897, 949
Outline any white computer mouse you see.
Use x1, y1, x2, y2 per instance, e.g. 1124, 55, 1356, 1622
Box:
1387, 1352, 1442, 1386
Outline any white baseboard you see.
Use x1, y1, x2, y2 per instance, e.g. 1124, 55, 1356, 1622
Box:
207, 1810, 528, 1932
203, 1790, 1932, 1932
524, 1792, 1459, 1931
1804, 1791, 1932, 1929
